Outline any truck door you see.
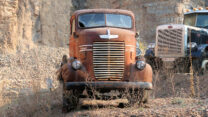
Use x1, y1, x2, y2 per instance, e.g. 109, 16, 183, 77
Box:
69, 16, 78, 58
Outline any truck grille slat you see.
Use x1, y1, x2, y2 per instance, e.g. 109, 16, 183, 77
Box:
94, 68, 124, 70
95, 74, 123, 76
94, 65, 124, 67
95, 75, 123, 77
93, 42, 125, 81
95, 76, 123, 78
94, 71, 124, 73
93, 53, 124, 55
93, 46, 124, 48
93, 51, 124, 53
93, 56, 124, 57
93, 49, 124, 50
94, 60, 123, 63
94, 58, 124, 61
94, 70, 124, 72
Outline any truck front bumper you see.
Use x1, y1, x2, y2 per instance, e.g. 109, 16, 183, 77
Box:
64, 82, 152, 90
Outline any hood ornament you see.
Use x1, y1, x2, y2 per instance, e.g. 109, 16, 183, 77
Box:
99, 29, 118, 39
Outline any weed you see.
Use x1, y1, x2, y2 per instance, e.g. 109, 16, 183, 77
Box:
171, 98, 184, 105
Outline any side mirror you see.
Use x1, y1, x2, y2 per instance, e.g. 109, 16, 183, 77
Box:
135, 32, 140, 40
73, 32, 79, 38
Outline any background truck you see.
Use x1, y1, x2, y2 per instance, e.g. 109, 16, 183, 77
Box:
57, 9, 153, 112
148, 7, 208, 74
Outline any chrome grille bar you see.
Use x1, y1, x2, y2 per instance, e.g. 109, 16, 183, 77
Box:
93, 42, 125, 81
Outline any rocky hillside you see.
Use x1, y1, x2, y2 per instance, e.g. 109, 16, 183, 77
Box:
0, 0, 72, 53
0, 0, 205, 54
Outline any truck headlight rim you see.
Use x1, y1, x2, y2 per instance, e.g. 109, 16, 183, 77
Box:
136, 60, 146, 70
71, 60, 82, 70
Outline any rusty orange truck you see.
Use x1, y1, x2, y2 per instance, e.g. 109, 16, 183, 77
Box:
58, 9, 153, 112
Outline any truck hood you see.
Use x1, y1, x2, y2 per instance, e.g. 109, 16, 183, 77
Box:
77, 27, 135, 44
157, 24, 208, 33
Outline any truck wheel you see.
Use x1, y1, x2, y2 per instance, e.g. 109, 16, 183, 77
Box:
203, 62, 208, 74
141, 90, 150, 104
127, 92, 139, 106
62, 89, 80, 112
200, 59, 208, 75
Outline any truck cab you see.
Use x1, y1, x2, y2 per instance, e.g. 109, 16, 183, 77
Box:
58, 9, 153, 112
154, 7, 208, 74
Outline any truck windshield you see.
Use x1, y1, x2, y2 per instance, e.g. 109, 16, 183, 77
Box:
184, 14, 196, 26
196, 14, 208, 28
78, 13, 132, 28
184, 13, 208, 28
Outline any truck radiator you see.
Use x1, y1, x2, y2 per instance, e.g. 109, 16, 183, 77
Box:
156, 28, 184, 57
93, 42, 125, 81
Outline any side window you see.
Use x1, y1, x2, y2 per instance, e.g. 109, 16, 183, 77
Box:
71, 19, 76, 35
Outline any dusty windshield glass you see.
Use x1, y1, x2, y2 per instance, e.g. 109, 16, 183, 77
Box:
78, 13, 132, 28
184, 14, 196, 26
196, 14, 208, 27
106, 14, 132, 28
78, 13, 105, 28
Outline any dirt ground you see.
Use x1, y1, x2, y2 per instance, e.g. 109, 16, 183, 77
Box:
1, 46, 208, 117
49, 98, 208, 117
50, 73, 208, 117
33, 73, 208, 117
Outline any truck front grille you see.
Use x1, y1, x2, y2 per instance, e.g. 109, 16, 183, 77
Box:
156, 28, 184, 57
93, 42, 125, 81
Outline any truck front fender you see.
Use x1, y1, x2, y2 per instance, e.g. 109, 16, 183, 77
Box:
58, 63, 89, 82
129, 63, 153, 83
202, 59, 208, 71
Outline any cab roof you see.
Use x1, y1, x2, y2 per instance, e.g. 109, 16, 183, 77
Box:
72, 9, 134, 18
184, 9, 208, 15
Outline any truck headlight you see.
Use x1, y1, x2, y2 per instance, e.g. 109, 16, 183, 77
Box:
136, 61, 146, 70
187, 42, 197, 48
72, 60, 81, 70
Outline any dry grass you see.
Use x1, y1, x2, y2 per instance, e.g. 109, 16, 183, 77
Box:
0, 82, 63, 117
0, 45, 208, 117
138, 40, 147, 55
0, 46, 68, 117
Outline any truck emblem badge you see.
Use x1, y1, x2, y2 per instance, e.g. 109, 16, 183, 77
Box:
99, 29, 118, 39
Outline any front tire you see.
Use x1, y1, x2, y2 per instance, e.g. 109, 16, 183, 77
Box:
62, 89, 80, 112
141, 90, 150, 104
127, 89, 150, 106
